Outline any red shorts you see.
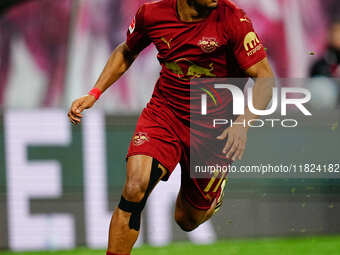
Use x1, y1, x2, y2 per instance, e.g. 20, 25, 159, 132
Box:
127, 98, 230, 210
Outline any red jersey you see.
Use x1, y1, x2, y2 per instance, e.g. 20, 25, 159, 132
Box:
126, 0, 266, 208
126, 0, 266, 121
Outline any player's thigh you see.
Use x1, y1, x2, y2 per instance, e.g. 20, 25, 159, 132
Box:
123, 155, 167, 202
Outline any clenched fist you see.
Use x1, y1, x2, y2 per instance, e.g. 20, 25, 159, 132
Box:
68, 95, 96, 125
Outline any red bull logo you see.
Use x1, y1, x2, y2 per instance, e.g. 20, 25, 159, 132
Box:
133, 132, 149, 146
198, 37, 220, 53
165, 59, 216, 79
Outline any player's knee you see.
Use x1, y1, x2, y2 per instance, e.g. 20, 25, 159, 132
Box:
174, 210, 200, 232
118, 158, 165, 232
118, 177, 149, 232
123, 179, 148, 203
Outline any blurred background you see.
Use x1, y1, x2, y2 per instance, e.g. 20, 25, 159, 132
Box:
0, 0, 340, 253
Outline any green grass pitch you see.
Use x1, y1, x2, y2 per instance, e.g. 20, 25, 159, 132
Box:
2, 236, 340, 255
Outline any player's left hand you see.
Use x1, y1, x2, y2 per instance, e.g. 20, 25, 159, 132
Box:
217, 118, 248, 161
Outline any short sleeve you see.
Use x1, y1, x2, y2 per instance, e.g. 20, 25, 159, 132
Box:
126, 4, 151, 53
227, 10, 266, 70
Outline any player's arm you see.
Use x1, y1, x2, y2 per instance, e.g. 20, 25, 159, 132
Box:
91, 42, 138, 93
67, 42, 138, 125
217, 58, 275, 161
243, 57, 275, 122
68, 3, 150, 125
217, 8, 275, 161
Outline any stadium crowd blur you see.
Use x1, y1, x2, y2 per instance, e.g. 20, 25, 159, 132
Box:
310, 21, 340, 78
309, 20, 340, 108
0, 0, 339, 110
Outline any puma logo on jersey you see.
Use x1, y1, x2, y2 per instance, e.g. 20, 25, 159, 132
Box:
240, 17, 250, 23
161, 37, 173, 49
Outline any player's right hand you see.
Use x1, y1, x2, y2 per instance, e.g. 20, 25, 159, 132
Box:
68, 95, 96, 125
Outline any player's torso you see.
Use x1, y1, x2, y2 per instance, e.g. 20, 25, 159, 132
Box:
144, 0, 240, 81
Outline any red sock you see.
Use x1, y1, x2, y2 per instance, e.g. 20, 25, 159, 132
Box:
106, 251, 130, 255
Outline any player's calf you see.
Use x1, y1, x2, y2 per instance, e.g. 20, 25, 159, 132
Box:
107, 155, 167, 254
175, 209, 201, 232
174, 190, 216, 232
121, 156, 166, 230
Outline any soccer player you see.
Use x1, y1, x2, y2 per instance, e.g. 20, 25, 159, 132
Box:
68, 0, 274, 254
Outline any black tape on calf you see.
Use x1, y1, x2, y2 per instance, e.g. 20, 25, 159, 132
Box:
118, 158, 166, 231
118, 196, 143, 231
